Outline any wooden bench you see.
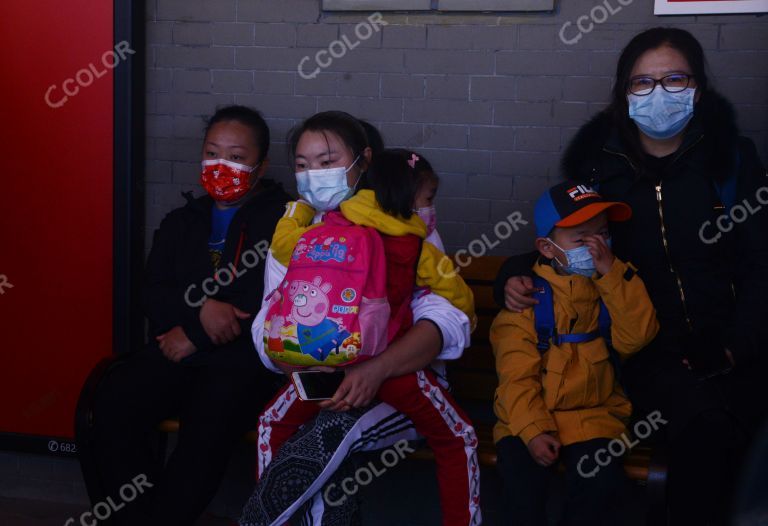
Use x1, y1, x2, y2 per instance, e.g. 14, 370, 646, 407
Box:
76, 255, 668, 523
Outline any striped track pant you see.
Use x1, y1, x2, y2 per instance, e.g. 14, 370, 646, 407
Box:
240, 369, 481, 526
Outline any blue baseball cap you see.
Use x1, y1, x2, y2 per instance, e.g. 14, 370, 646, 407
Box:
534, 181, 632, 237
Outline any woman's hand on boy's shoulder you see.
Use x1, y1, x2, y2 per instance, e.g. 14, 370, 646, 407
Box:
503, 276, 541, 313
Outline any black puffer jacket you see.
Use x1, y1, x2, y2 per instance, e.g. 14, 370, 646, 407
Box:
142, 179, 292, 354
494, 92, 768, 368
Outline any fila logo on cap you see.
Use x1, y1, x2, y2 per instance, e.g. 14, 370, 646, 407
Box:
567, 184, 599, 201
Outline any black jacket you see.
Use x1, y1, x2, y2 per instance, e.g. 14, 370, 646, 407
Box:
494, 92, 768, 368
142, 179, 292, 354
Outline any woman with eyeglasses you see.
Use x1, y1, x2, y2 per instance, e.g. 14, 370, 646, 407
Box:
494, 27, 766, 525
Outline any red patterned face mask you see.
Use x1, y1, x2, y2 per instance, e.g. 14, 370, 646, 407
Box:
200, 159, 258, 202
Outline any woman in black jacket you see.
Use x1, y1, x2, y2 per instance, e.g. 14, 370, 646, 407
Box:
495, 28, 767, 525
82, 106, 291, 526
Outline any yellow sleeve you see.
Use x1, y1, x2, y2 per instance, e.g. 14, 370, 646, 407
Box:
270, 201, 317, 267
491, 309, 558, 445
593, 258, 660, 357
416, 242, 477, 331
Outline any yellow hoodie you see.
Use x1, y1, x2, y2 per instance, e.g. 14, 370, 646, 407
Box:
491, 258, 659, 446
270, 190, 476, 328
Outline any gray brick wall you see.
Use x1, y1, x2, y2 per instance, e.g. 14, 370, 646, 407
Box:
145, 0, 768, 255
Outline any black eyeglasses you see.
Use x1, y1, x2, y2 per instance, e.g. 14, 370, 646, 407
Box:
628, 74, 694, 96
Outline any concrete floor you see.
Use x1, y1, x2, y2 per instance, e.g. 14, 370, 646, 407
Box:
0, 497, 231, 525
357, 453, 648, 526
0, 447, 649, 525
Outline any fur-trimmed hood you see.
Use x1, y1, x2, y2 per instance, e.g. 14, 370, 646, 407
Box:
561, 90, 741, 181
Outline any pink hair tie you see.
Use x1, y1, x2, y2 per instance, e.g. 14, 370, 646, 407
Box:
407, 153, 420, 169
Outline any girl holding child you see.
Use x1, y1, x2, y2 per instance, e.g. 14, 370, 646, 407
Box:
240, 111, 481, 526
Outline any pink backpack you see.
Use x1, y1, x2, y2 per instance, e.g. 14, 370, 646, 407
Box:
263, 212, 390, 367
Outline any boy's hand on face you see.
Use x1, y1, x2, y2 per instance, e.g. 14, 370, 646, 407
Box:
527, 433, 561, 467
200, 298, 251, 345
157, 326, 197, 363
584, 235, 615, 276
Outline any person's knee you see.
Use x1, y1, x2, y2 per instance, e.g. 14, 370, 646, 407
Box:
374, 373, 414, 403
90, 385, 147, 434
565, 439, 624, 489
175, 391, 264, 446
590, 455, 625, 492
497, 436, 547, 479
497, 435, 527, 454
200, 361, 273, 403
497, 437, 550, 516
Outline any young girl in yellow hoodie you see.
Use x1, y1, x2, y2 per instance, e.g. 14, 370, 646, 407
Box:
492, 181, 659, 525
255, 146, 480, 526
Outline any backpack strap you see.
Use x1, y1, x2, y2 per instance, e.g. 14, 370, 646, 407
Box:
597, 299, 627, 386
532, 276, 555, 352
598, 300, 612, 348
555, 331, 601, 345
533, 275, 606, 352
714, 173, 737, 212
323, 210, 353, 227
532, 275, 625, 387
714, 148, 741, 212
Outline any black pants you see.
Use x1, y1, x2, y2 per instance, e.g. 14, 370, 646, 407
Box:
496, 436, 625, 526
623, 346, 761, 526
83, 343, 282, 526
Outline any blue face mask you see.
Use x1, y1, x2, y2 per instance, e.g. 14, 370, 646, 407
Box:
628, 87, 695, 140
296, 156, 360, 212
548, 237, 612, 278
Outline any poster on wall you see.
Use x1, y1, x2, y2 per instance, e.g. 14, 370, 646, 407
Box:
655, 0, 768, 14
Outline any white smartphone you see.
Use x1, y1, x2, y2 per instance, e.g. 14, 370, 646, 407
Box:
291, 370, 346, 401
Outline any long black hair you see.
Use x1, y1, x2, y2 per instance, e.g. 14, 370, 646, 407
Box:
358, 119, 385, 156
608, 27, 710, 167
204, 105, 270, 163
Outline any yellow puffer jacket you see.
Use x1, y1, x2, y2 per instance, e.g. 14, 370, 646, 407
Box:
491, 258, 659, 446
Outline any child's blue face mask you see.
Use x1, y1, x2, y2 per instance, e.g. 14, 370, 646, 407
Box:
548, 237, 612, 277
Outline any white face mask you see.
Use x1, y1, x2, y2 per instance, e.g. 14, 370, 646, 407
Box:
295, 156, 360, 212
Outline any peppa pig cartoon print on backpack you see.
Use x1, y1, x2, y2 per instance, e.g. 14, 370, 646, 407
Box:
263, 211, 390, 367
289, 276, 351, 362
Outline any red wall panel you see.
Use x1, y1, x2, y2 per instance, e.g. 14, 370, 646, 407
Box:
0, 1, 114, 439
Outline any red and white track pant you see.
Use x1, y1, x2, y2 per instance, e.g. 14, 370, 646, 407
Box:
256, 369, 481, 526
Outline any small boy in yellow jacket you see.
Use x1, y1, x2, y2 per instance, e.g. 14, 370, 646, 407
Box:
491, 181, 659, 525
